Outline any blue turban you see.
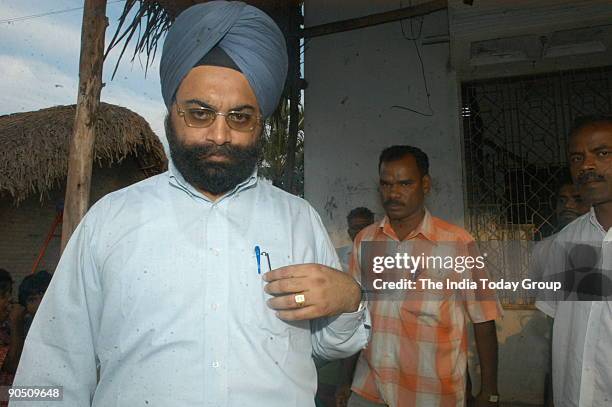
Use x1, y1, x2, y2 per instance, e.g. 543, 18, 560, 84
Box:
160, 1, 288, 118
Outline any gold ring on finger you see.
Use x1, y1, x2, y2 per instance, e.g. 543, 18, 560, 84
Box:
294, 294, 306, 307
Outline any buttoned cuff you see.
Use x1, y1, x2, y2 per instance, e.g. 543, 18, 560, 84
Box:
327, 300, 370, 336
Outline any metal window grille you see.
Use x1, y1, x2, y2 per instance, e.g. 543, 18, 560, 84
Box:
461, 66, 612, 306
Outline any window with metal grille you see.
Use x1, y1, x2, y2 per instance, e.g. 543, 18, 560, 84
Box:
461, 65, 612, 306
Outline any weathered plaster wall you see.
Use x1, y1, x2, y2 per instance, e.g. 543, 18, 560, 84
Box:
304, 0, 463, 247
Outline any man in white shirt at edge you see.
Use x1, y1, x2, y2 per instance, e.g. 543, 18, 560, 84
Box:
535, 115, 612, 407
11, 2, 369, 406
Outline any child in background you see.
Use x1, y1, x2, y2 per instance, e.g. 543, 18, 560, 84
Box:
0, 268, 25, 387
18, 270, 52, 336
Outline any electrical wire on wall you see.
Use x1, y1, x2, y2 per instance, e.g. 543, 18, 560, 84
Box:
0, 0, 126, 24
392, 0, 434, 117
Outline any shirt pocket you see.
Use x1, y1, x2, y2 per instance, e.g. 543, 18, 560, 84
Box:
243, 274, 291, 336
242, 247, 292, 337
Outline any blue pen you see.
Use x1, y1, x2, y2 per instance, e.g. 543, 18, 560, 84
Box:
255, 245, 262, 274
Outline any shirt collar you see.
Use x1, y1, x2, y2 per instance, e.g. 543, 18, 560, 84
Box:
589, 206, 610, 236
167, 159, 259, 202
378, 208, 437, 243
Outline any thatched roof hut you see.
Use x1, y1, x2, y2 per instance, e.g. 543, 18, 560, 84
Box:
0, 102, 167, 203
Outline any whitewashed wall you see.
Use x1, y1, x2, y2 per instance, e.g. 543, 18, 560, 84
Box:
304, 0, 462, 248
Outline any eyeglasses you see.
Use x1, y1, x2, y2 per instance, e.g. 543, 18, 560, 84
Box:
176, 104, 261, 132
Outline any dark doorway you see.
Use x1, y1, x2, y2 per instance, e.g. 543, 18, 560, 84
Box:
461, 65, 612, 304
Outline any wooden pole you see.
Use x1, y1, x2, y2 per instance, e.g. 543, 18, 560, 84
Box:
61, 0, 108, 251
302, 0, 447, 38
283, 4, 301, 194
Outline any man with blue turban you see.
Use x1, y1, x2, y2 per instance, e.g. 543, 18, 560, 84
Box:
11, 2, 369, 406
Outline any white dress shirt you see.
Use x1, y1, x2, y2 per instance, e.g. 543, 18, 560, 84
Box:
11, 163, 370, 407
536, 208, 612, 407
335, 245, 352, 273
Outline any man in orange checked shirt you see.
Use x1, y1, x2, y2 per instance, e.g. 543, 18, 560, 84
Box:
348, 146, 502, 407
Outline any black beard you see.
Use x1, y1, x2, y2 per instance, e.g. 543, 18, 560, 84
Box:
165, 115, 262, 196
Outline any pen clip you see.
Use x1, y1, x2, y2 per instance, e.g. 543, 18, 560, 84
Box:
261, 251, 272, 271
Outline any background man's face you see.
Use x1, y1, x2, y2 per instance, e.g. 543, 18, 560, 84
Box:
167, 65, 263, 195
26, 293, 44, 316
555, 183, 589, 228
347, 216, 373, 241
379, 155, 430, 222
569, 123, 612, 207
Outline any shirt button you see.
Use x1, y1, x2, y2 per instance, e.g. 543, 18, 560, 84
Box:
212, 361, 220, 368
211, 303, 219, 310
210, 248, 221, 255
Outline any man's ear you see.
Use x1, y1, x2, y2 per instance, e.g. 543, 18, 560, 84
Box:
422, 174, 432, 194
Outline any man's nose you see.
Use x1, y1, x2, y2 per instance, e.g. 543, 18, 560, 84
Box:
388, 184, 403, 197
579, 153, 596, 173
205, 115, 232, 145
565, 199, 578, 210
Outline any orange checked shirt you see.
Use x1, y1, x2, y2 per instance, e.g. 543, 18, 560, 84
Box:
350, 210, 502, 407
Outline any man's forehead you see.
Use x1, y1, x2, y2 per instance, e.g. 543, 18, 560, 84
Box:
379, 172, 415, 182
380, 156, 419, 174
176, 65, 259, 107
181, 65, 252, 88
570, 123, 612, 148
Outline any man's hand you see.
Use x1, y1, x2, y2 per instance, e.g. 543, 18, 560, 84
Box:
469, 392, 498, 407
335, 384, 352, 407
263, 264, 361, 321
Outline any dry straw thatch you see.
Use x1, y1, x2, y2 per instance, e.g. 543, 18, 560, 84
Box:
0, 103, 166, 203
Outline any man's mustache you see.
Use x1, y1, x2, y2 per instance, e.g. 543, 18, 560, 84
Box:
195, 143, 235, 159
576, 172, 605, 185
